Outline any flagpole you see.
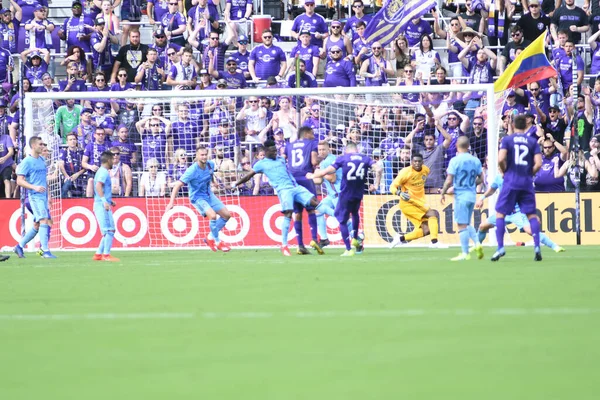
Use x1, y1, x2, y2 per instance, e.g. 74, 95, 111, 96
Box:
571, 52, 581, 246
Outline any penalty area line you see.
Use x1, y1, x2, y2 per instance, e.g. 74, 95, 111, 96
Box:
0, 308, 598, 321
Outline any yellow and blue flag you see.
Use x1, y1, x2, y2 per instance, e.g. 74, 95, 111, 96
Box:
364, 0, 437, 47
493, 32, 556, 93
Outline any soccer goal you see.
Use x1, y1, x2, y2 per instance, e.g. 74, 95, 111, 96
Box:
22, 84, 497, 250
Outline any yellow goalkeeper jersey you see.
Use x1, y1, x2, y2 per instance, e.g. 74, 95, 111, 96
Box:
389, 165, 430, 202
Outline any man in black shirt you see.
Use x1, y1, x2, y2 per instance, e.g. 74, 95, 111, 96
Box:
517, 0, 551, 42
499, 26, 531, 73
551, 0, 589, 44
111, 30, 149, 83
469, 115, 487, 166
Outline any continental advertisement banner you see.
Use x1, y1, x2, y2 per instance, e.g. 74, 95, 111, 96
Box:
363, 193, 600, 246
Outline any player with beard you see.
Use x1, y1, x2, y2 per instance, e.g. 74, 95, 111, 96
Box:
324, 45, 356, 87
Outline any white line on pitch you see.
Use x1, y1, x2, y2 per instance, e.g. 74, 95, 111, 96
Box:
0, 308, 598, 321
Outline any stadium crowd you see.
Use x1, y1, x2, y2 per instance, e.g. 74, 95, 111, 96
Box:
0, 0, 599, 200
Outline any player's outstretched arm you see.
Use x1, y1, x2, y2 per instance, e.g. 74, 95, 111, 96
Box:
306, 165, 335, 180
165, 181, 185, 212
440, 174, 454, 205
233, 170, 257, 188
475, 186, 497, 209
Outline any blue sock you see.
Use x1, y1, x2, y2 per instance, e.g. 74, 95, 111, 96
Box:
308, 213, 318, 241
317, 212, 328, 240
281, 216, 291, 246
213, 217, 228, 243
529, 217, 541, 250
339, 220, 351, 250
351, 212, 360, 239
19, 228, 38, 248
96, 236, 105, 255
495, 217, 505, 251
478, 229, 487, 244
103, 231, 114, 255
208, 220, 218, 243
39, 224, 50, 252
467, 225, 478, 244
540, 233, 556, 249
459, 229, 470, 254
294, 220, 304, 247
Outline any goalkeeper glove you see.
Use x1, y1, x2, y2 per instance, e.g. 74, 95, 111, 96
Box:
399, 191, 410, 201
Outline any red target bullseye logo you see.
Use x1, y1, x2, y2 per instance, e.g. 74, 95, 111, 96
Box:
160, 205, 199, 244
262, 204, 296, 243
324, 215, 342, 242
219, 205, 250, 243
113, 206, 148, 245
60, 206, 98, 245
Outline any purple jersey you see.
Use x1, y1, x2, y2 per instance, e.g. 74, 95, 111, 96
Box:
534, 152, 565, 192
111, 140, 137, 166
203, 42, 228, 72
500, 133, 541, 190
332, 153, 375, 200
556, 53, 583, 89
226, 0, 251, 20
591, 45, 600, 75
404, 19, 432, 47
0, 17, 19, 53
59, 147, 83, 175
302, 118, 330, 142
161, 12, 186, 41
171, 120, 200, 155
291, 13, 328, 47
285, 138, 317, 178
142, 133, 167, 168
83, 141, 110, 168
0, 133, 14, 173
149, 0, 169, 22
62, 15, 94, 52
91, 31, 115, 72
290, 43, 320, 74
249, 44, 286, 80
324, 59, 356, 87
26, 18, 53, 50
229, 50, 249, 73
209, 133, 240, 160
343, 14, 373, 41
0, 48, 13, 84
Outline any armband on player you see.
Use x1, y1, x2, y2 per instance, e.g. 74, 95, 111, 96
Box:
479, 195, 486, 202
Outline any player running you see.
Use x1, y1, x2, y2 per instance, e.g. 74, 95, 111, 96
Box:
92, 150, 120, 262
166, 147, 232, 252
14, 136, 56, 259
493, 114, 543, 261
285, 126, 321, 255
389, 152, 440, 248
440, 136, 485, 261
233, 139, 325, 256
475, 174, 565, 253
307, 142, 380, 256
311, 141, 353, 248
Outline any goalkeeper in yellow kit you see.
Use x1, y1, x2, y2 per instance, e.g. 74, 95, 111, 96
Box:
389, 152, 440, 248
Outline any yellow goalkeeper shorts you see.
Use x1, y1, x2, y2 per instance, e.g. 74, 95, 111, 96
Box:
400, 198, 429, 228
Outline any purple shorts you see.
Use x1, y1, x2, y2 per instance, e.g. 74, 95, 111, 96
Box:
496, 188, 537, 216
334, 196, 361, 224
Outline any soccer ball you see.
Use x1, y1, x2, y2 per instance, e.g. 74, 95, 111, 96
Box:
350, 230, 365, 243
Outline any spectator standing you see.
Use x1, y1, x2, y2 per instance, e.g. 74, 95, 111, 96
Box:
111, 124, 137, 167
249, 29, 287, 82
186, 0, 219, 46
229, 34, 250, 79
534, 134, 567, 192
404, 14, 432, 48
161, 0, 186, 46
22, 49, 51, 87
324, 45, 356, 88
54, 99, 82, 141
58, 132, 86, 197
81, 127, 111, 196
291, 0, 328, 47
551, 0, 589, 44
136, 116, 171, 169
72, 106, 95, 147
0, 3, 21, 54
289, 30, 321, 77
111, 30, 148, 83
224, 0, 252, 38
517, 0, 551, 42
58, 0, 94, 52
91, 16, 118, 76
343, 0, 372, 42
24, 4, 53, 51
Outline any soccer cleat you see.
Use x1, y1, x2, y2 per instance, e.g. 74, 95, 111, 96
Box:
217, 241, 231, 252
318, 238, 330, 248
341, 249, 355, 257
204, 238, 218, 252
310, 240, 324, 255
389, 234, 405, 249
474, 244, 484, 260
429, 242, 448, 249
490, 250, 506, 262
534, 251, 542, 262
297, 246, 311, 255
553, 246, 565, 253
37, 248, 44, 257
92, 254, 103, 261
451, 253, 471, 261
41, 251, 57, 259
351, 238, 364, 255
102, 255, 120, 262
13, 245, 25, 258
280, 246, 291, 256
0, 255, 9, 262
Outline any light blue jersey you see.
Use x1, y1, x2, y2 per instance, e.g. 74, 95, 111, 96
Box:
93, 166, 112, 204
253, 157, 298, 192
16, 155, 47, 199
447, 152, 482, 203
319, 153, 342, 197
180, 161, 216, 203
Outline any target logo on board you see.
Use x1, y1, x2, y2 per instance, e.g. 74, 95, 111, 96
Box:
323, 216, 342, 242
262, 204, 296, 243
219, 205, 250, 243
113, 206, 148, 245
60, 206, 98, 245
160, 205, 199, 245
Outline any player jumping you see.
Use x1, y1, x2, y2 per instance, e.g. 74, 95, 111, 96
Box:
475, 174, 565, 253
493, 115, 543, 261
441, 136, 485, 261
389, 152, 440, 248
307, 142, 380, 256
233, 139, 325, 256
166, 147, 232, 252
92, 150, 120, 262
14, 136, 56, 259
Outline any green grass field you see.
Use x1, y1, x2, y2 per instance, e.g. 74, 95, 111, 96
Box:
1, 246, 599, 399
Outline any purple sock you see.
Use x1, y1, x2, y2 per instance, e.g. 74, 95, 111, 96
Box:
529, 217, 541, 249
294, 220, 304, 247
495, 217, 505, 250
308, 213, 318, 241
339, 221, 351, 250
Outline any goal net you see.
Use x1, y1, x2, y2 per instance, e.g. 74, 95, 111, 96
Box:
24, 84, 497, 249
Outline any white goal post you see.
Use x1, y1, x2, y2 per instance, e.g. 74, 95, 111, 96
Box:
21, 84, 498, 250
